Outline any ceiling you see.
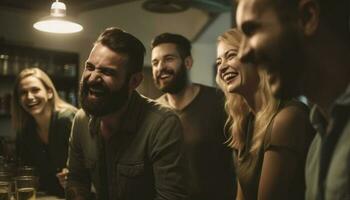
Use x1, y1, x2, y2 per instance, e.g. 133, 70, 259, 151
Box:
0, 0, 232, 14
0, 0, 232, 87
0, 0, 233, 43
0, 0, 138, 13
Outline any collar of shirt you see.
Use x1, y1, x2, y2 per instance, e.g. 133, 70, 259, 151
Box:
310, 83, 350, 137
333, 83, 350, 107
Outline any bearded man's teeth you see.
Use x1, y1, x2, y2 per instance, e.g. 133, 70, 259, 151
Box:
160, 74, 171, 79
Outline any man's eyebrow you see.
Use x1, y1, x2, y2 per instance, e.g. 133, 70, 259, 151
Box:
152, 53, 177, 61
163, 53, 177, 58
100, 66, 117, 71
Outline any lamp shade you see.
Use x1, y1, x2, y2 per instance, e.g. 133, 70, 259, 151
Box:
34, 17, 83, 34
33, 0, 83, 34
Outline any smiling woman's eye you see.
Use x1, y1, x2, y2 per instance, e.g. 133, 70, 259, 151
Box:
225, 47, 238, 61
31, 88, 40, 93
227, 53, 237, 60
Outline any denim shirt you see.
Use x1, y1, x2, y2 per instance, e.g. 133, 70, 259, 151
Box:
66, 92, 188, 200
306, 84, 350, 200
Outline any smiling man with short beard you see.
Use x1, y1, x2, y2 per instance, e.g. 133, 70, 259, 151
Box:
65, 27, 188, 200
153, 55, 188, 94
151, 33, 236, 200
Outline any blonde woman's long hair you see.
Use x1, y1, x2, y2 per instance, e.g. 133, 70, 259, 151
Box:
216, 29, 280, 155
11, 68, 76, 132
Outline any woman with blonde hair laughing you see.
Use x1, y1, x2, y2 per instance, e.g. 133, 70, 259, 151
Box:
12, 68, 76, 197
216, 29, 314, 200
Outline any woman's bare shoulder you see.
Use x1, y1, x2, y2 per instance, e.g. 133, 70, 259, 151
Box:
268, 102, 313, 150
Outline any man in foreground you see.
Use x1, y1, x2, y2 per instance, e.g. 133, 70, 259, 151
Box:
235, 0, 350, 199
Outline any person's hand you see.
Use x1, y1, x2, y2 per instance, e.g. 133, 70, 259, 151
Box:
56, 168, 69, 189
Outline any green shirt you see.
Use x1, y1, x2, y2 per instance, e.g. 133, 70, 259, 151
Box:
306, 84, 350, 200
17, 107, 77, 196
66, 91, 188, 200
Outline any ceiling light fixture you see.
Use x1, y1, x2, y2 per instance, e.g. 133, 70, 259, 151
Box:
33, 0, 83, 34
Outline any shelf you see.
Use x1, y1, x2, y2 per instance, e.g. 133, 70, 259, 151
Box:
0, 113, 11, 118
0, 74, 76, 81
0, 74, 16, 81
0, 75, 77, 88
0, 42, 80, 109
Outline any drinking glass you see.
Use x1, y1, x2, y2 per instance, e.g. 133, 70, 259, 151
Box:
15, 176, 38, 200
0, 181, 10, 200
17, 166, 35, 177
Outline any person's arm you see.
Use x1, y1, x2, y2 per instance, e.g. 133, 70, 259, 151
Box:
60, 109, 77, 168
257, 106, 312, 200
236, 180, 244, 200
65, 111, 92, 200
150, 114, 188, 200
56, 168, 69, 189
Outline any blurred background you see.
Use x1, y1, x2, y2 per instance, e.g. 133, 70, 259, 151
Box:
0, 0, 235, 138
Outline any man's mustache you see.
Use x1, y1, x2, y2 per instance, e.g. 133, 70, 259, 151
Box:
157, 69, 175, 79
81, 81, 109, 94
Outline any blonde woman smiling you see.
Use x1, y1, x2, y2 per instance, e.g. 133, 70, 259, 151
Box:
12, 68, 76, 197
216, 29, 314, 200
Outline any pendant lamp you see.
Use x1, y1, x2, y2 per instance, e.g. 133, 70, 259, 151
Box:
33, 0, 83, 34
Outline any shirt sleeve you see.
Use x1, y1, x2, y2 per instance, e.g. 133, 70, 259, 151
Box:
149, 113, 189, 200
55, 109, 77, 169
66, 110, 94, 200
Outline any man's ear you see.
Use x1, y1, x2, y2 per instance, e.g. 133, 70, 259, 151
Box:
298, 0, 320, 36
129, 72, 144, 90
184, 56, 193, 70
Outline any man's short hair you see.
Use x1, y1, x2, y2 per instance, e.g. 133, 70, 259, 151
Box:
318, 0, 349, 35
151, 33, 192, 59
240, 0, 349, 36
95, 27, 146, 74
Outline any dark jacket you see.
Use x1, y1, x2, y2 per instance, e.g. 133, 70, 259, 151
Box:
17, 108, 77, 196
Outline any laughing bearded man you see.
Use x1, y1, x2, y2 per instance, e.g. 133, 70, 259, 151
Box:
65, 27, 188, 200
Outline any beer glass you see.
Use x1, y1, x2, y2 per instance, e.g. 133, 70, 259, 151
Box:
17, 166, 35, 177
0, 181, 10, 200
15, 176, 38, 200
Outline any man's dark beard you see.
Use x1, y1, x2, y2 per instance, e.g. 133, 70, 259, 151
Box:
79, 78, 129, 117
256, 28, 305, 99
154, 63, 188, 94
275, 29, 305, 99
